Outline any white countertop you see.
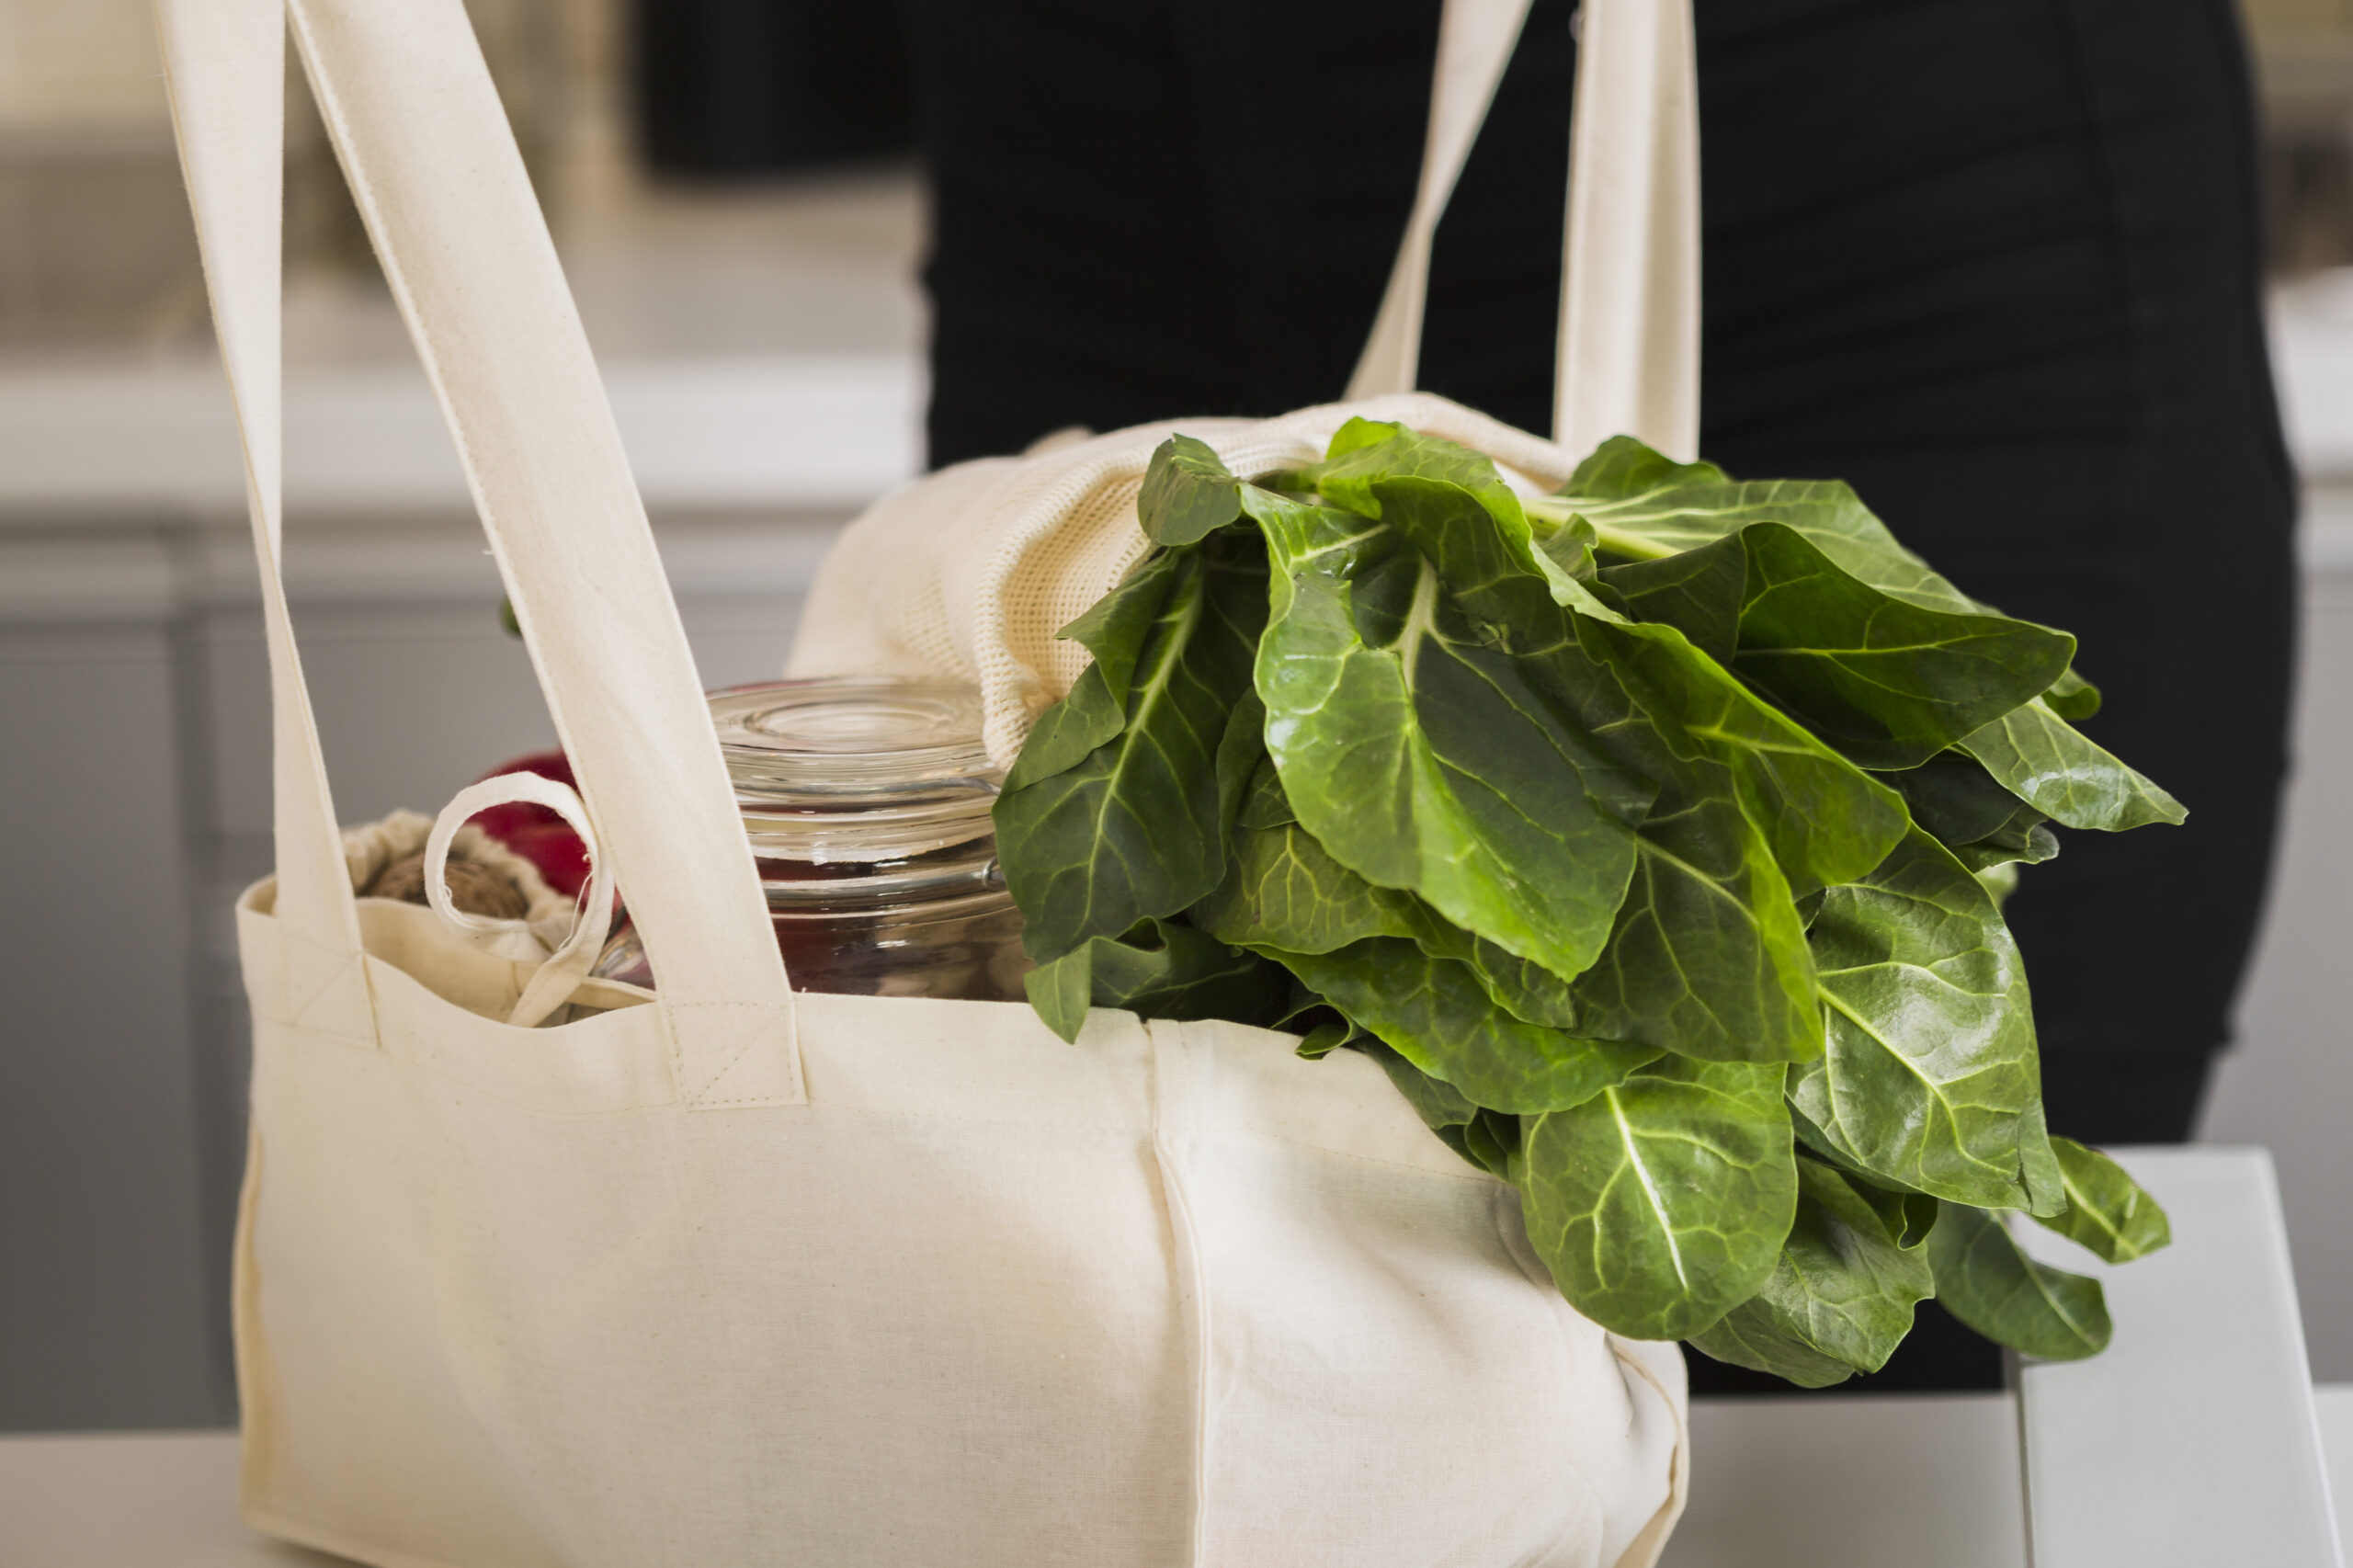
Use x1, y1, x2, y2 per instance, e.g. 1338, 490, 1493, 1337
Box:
3, 1390, 2343, 1568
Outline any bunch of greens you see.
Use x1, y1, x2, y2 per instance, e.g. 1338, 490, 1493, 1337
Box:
994, 420, 2177, 1384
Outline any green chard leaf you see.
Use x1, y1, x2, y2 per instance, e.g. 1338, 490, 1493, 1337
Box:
1322, 414, 1400, 461
1880, 750, 2062, 872
1193, 816, 1413, 956
1550, 465, 1978, 615
1003, 547, 1188, 791
1021, 918, 1290, 1043
995, 529, 1269, 960
1784, 1112, 1946, 1244
1563, 756, 1826, 1064
2031, 1139, 2171, 1263
1562, 433, 1732, 498
1865, 1186, 1946, 1252
1300, 425, 1911, 901
1544, 616, 1865, 1064
1138, 433, 1247, 546
1356, 1039, 1525, 1181
1280, 428, 1892, 1063
1929, 1201, 2112, 1360
1956, 698, 2187, 832
1200, 745, 1587, 1030
1597, 535, 1746, 663
1789, 829, 2046, 1210
1264, 937, 1658, 1113
2042, 665, 2102, 721
1022, 940, 1095, 1043
1554, 437, 2110, 747
1232, 744, 1298, 830
1521, 1054, 1799, 1340
1688, 1156, 1937, 1386
1358, 1036, 1479, 1128
1569, 608, 1909, 900
2017, 1097, 2068, 1219
1239, 482, 1654, 984
1293, 1015, 1358, 1059
1733, 523, 2075, 767
1391, 896, 1583, 1028
1605, 522, 2076, 770
1456, 1108, 1525, 1181
1212, 687, 1269, 827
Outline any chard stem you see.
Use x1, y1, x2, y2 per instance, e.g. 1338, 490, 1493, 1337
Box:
1522, 495, 1677, 562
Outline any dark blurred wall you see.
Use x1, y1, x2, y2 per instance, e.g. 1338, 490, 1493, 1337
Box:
635, 0, 914, 176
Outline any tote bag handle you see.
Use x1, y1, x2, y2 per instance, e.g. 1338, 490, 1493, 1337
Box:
153, 0, 802, 1108
1347, 0, 1700, 462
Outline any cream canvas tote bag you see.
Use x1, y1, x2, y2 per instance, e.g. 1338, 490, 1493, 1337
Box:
159, 0, 1693, 1562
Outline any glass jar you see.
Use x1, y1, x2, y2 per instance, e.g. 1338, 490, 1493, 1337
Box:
592, 677, 1029, 1001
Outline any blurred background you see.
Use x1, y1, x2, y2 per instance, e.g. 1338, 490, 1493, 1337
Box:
3, 0, 2352, 1431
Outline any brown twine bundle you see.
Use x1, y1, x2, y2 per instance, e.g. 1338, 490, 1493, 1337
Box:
366, 852, 530, 921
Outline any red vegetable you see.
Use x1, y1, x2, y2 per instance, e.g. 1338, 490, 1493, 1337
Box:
468, 751, 591, 899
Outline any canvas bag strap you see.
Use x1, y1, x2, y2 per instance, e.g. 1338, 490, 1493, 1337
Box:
153, 0, 370, 1045
1345, 0, 1536, 408
153, 0, 803, 1108
1346, 0, 1700, 461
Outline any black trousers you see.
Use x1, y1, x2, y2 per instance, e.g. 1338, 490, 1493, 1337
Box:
898, 0, 2298, 1390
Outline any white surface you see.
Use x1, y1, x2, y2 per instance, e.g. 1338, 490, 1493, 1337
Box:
2, 1392, 2342, 1568
2014, 1148, 2344, 1566
1665, 1394, 2027, 1568
2333, 1384, 2353, 1550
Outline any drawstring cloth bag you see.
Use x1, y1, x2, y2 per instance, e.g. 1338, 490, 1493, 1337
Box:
160, 0, 1694, 1561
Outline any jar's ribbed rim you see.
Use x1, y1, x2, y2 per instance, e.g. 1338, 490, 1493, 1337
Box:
708, 677, 1003, 862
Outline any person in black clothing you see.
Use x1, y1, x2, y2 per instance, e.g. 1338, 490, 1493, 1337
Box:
891, 0, 2297, 1391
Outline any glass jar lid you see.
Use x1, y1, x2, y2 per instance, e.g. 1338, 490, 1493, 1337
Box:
708, 677, 1004, 865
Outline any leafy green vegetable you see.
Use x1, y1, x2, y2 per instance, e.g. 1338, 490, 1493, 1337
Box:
1520, 1054, 1798, 1339
2017, 1101, 2069, 1219
1358, 1040, 1523, 1180
1245, 488, 1657, 983
1859, 1183, 1946, 1252
1929, 1201, 2112, 1360
1293, 1015, 1357, 1059
1563, 757, 1825, 1065
1281, 426, 1871, 1062
2042, 665, 2102, 721
1604, 522, 2075, 770
1567, 607, 1913, 899
1688, 1157, 1936, 1386
995, 423, 2177, 1379
995, 529, 1266, 959
1956, 699, 2187, 832
1022, 918, 1289, 1043
1360, 1037, 1479, 1130
1789, 829, 2046, 1210
1194, 816, 1410, 955
1003, 548, 1188, 791
1265, 937, 1658, 1114
1392, 896, 1583, 1028
1540, 442, 1984, 616
1136, 432, 1246, 546
2032, 1138, 2172, 1263
1559, 432, 1728, 499
1880, 751, 2061, 872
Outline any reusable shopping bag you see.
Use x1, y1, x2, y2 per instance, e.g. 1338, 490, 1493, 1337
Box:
156, 0, 1695, 1562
